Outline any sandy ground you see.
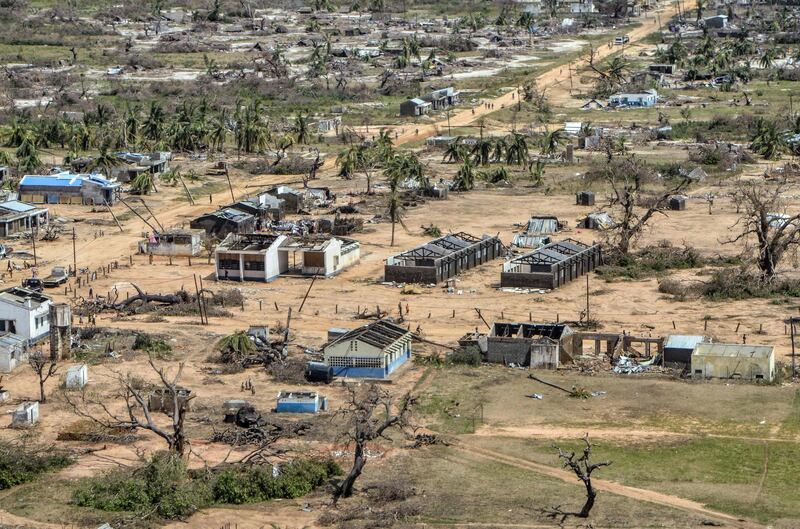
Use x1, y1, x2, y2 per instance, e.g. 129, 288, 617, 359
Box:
3, 1, 790, 527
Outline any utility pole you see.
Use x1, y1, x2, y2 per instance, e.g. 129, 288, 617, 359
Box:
791, 317, 798, 380
72, 227, 77, 277
585, 273, 590, 324
31, 224, 37, 268
446, 107, 452, 136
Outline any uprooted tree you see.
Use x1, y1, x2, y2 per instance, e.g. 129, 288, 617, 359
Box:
602, 157, 690, 256
726, 180, 800, 280
546, 435, 611, 523
64, 358, 194, 456
333, 384, 415, 502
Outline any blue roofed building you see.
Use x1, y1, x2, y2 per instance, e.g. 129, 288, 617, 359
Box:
19, 172, 121, 205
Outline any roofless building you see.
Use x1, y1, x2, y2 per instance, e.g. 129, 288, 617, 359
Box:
384, 232, 503, 284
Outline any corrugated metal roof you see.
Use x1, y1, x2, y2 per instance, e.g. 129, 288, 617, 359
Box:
20, 172, 118, 189
512, 234, 550, 248
0, 200, 37, 213
664, 335, 705, 350
693, 343, 773, 359
525, 216, 559, 235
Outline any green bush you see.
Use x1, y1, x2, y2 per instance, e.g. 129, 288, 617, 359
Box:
597, 244, 703, 280
74, 452, 209, 519
76, 454, 339, 518
212, 458, 340, 504
0, 443, 72, 490
132, 333, 172, 358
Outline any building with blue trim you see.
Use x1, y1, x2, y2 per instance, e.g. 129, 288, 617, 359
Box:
323, 320, 412, 379
276, 391, 327, 413
19, 172, 120, 205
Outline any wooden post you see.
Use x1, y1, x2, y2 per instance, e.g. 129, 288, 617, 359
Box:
177, 172, 196, 205
72, 227, 77, 277
297, 275, 317, 314
103, 200, 124, 232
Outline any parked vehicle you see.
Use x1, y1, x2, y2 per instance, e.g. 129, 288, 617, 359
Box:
21, 278, 43, 292
42, 266, 69, 288
614, 35, 630, 45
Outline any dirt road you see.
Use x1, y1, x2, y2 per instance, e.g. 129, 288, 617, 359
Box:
382, 0, 685, 145
452, 441, 766, 529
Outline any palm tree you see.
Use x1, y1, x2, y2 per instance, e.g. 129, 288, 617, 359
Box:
750, 119, 785, 160
386, 173, 406, 246
491, 136, 507, 163
471, 138, 493, 166
131, 171, 157, 195
529, 159, 545, 186
385, 151, 425, 188
454, 160, 476, 191
15, 134, 41, 173
336, 145, 361, 179
209, 109, 229, 153
234, 100, 270, 155
540, 128, 565, 157
142, 101, 166, 145
0, 150, 13, 167
93, 145, 122, 175
759, 47, 777, 70
5, 118, 28, 148
293, 112, 312, 145
122, 105, 140, 149
505, 133, 529, 166
443, 139, 468, 163
217, 331, 255, 363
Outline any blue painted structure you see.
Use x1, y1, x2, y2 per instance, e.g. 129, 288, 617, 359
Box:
276, 391, 327, 413
329, 345, 412, 378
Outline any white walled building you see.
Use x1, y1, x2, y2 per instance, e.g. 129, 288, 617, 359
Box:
0, 287, 52, 344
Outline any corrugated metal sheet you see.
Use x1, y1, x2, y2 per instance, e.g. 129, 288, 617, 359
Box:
525, 217, 559, 234
512, 234, 550, 248
0, 201, 36, 213
664, 335, 705, 350
693, 343, 773, 358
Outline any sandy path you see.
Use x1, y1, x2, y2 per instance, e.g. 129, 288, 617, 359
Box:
365, 0, 685, 146
452, 441, 765, 529
473, 424, 800, 444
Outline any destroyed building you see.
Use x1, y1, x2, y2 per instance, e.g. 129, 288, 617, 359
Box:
384, 232, 503, 284
501, 239, 601, 289
139, 229, 204, 257
215, 232, 360, 281
691, 343, 774, 382
461, 322, 575, 369
512, 215, 563, 248
0, 200, 49, 238
190, 207, 256, 238
323, 320, 412, 379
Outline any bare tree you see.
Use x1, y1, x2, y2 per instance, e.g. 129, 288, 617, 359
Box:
725, 180, 800, 279
546, 435, 611, 523
603, 157, 690, 256
333, 384, 414, 501
64, 358, 194, 456
28, 351, 58, 403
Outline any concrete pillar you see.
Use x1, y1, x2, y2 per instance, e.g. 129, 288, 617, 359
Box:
49, 303, 72, 361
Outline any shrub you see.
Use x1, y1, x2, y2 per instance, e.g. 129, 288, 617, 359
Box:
132, 333, 172, 358
448, 347, 482, 366
597, 244, 703, 280
0, 443, 72, 490
74, 452, 209, 519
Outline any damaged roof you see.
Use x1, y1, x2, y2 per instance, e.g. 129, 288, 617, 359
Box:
327, 320, 411, 351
